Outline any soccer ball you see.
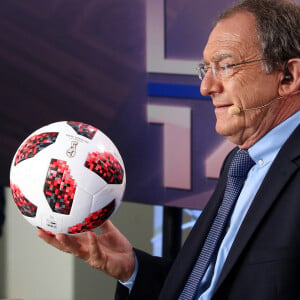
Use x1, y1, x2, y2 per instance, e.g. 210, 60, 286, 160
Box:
9, 121, 126, 235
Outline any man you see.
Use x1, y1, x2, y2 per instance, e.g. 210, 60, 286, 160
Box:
38, 0, 300, 299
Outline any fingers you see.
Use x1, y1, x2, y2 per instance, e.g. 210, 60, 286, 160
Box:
38, 227, 134, 281
55, 233, 78, 250
37, 229, 82, 255
86, 231, 104, 268
37, 229, 69, 252
99, 220, 115, 234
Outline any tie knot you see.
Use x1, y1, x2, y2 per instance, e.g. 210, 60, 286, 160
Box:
228, 150, 255, 178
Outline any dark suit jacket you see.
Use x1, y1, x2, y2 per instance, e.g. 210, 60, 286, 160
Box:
115, 124, 300, 300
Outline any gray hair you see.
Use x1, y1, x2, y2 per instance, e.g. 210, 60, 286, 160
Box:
216, 0, 300, 73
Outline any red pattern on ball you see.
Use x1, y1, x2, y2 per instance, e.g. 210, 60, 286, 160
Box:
68, 199, 115, 234
67, 121, 97, 140
85, 152, 124, 184
14, 132, 58, 166
10, 183, 38, 217
44, 159, 77, 215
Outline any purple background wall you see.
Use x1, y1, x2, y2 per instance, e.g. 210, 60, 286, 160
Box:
0, 0, 146, 186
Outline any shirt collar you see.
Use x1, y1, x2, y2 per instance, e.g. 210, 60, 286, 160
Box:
248, 110, 300, 166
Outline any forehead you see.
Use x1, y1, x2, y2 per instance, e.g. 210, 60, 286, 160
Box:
203, 12, 261, 63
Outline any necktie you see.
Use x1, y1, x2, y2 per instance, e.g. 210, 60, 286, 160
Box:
179, 149, 255, 299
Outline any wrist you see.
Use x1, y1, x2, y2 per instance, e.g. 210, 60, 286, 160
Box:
119, 252, 136, 282
119, 254, 138, 292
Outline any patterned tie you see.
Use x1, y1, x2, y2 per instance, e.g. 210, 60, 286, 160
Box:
179, 149, 255, 300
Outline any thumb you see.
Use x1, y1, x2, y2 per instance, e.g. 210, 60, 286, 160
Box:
99, 220, 116, 234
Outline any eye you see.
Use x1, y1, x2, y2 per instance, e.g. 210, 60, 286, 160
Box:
219, 64, 228, 71
202, 65, 210, 73
218, 63, 236, 78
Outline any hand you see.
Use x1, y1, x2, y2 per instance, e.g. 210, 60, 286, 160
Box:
37, 220, 135, 282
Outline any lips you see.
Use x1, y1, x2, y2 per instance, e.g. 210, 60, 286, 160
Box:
214, 104, 232, 109
214, 103, 233, 115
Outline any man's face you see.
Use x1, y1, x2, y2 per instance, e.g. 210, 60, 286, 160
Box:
200, 12, 281, 148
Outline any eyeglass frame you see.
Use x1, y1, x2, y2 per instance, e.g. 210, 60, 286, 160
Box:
196, 58, 268, 80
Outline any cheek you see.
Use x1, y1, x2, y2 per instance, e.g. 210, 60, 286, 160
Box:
226, 71, 278, 109
226, 77, 262, 109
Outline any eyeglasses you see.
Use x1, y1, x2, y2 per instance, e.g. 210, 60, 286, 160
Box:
196, 58, 267, 80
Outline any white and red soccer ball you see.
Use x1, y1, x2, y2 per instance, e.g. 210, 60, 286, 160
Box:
9, 121, 126, 235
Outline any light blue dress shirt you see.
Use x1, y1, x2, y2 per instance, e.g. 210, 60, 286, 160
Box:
121, 111, 300, 298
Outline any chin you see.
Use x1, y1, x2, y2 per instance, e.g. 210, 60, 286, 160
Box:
215, 123, 240, 144
215, 113, 243, 135
215, 121, 234, 137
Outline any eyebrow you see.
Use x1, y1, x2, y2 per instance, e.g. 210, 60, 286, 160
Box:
204, 53, 234, 64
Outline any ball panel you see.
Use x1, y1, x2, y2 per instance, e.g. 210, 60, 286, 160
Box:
91, 184, 123, 214
14, 132, 58, 166
67, 121, 97, 140
10, 183, 38, 217
44, 159, 77, 215
68, 199, 115, 234
84, 151, 124, 184
40, 212, 62, 234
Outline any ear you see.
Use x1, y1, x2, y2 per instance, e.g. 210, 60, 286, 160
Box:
278, 58, 300, 96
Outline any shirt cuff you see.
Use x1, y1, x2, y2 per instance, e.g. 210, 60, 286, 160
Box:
118, 255, 138, 292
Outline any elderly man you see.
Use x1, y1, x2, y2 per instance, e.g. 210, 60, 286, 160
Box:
38, 0, 300, 299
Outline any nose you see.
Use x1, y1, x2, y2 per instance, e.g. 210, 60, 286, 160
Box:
200, 72, 222, 96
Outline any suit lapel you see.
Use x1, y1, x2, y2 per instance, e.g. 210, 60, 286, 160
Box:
213, 125, 300, 294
